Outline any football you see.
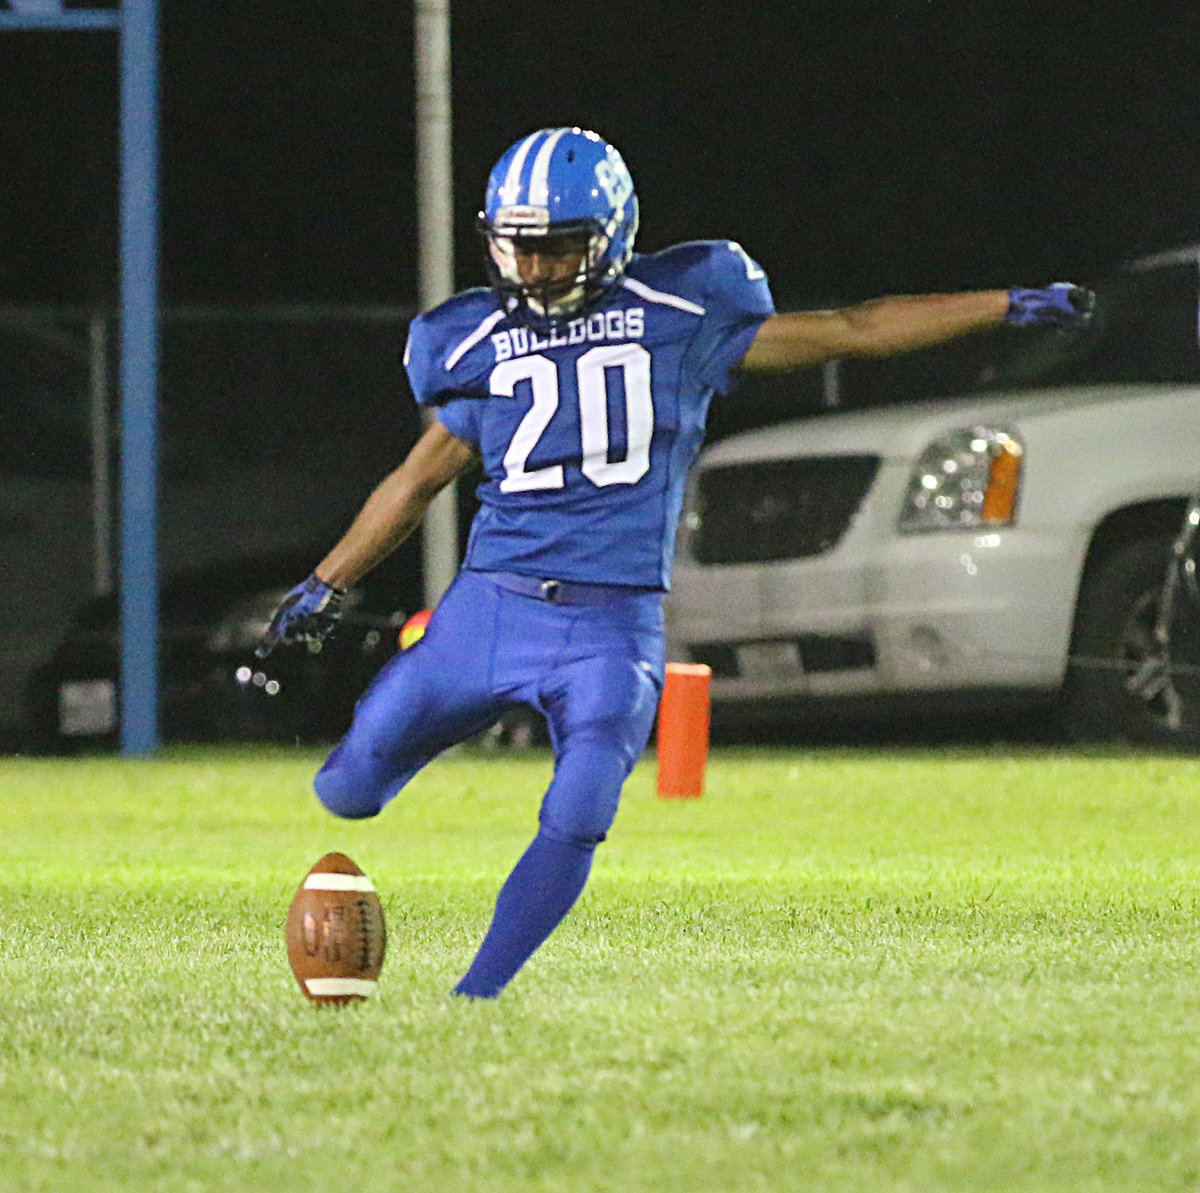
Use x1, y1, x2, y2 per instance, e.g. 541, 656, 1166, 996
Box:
285, 851, 387, 1006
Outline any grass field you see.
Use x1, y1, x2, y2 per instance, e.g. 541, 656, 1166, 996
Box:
3, 743, 1200, 1192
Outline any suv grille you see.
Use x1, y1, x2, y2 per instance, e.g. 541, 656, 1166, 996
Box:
689, 455, 880, 564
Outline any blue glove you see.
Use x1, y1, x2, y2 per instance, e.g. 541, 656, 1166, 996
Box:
1005, 283, 1095, 330
255, 573, 346, 658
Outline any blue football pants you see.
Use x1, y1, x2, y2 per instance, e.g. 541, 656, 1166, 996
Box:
313, 569, 666, 995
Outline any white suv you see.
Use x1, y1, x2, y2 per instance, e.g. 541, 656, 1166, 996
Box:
667, 247, 1200, 745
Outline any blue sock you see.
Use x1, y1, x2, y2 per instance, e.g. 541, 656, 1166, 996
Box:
453, 830, 594, 999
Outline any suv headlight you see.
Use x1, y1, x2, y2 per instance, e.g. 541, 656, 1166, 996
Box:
898, 425, 1024, 533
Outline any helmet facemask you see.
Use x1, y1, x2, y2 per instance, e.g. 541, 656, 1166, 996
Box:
479, 215, 610, 321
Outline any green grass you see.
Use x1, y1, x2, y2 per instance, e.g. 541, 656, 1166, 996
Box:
3, 744, 1200, 1192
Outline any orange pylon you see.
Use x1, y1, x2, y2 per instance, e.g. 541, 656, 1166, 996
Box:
656, 662, 712, 798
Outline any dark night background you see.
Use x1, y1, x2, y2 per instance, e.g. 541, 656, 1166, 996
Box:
5, 0, 1200, 469
2, 0, 1200, 741
4, 2, 1200, 308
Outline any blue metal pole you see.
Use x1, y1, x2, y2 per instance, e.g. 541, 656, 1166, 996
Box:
118, 0, 160, 754
1, 4, 161, 754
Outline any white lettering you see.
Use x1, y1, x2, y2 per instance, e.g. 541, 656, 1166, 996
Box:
494, 346, 654, 492
490, 309, 647, 362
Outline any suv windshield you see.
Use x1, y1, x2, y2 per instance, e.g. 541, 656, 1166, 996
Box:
974, 250, 1200, 392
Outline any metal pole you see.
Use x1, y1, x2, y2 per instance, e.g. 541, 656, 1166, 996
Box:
414, 0, 458, 607
0, 5, 157, 750
118, 0, 160, 754
822, 358, 841, 409
89, 311, 113, 595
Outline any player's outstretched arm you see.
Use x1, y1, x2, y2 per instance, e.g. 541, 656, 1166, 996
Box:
316, 420, 477, 591
256, 421, 475, 657
740, 283, 1093, 372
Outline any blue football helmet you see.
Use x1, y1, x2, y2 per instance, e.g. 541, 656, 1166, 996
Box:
478, 127, 639, 320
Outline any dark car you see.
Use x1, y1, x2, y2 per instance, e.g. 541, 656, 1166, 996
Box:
23, 550, 421, 752
1145, 492, 1200, 745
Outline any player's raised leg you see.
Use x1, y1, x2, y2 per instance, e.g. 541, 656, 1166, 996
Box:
314, 574, 506, 819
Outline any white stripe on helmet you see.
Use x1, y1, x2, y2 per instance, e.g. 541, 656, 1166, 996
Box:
527, 128, 568, 207
500, 131, 543, 207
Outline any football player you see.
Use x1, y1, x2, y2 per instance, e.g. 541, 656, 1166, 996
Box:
259, 127, 1094, 998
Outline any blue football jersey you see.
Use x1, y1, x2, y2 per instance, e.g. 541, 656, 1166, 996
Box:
403, 240, 775, 588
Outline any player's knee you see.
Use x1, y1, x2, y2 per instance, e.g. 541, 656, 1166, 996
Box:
312, 718, 437, 820
312, 744, 410, 820
313, 766, 385, 820
539, 819, 606, 851
538, 783, 612, 848
539, 734, 630, 848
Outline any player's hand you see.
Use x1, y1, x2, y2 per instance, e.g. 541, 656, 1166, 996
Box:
1005, 283, 1095, 330
255, 573, 346, 658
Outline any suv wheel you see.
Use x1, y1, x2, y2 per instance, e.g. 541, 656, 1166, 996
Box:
1061, 534, 1199, 746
